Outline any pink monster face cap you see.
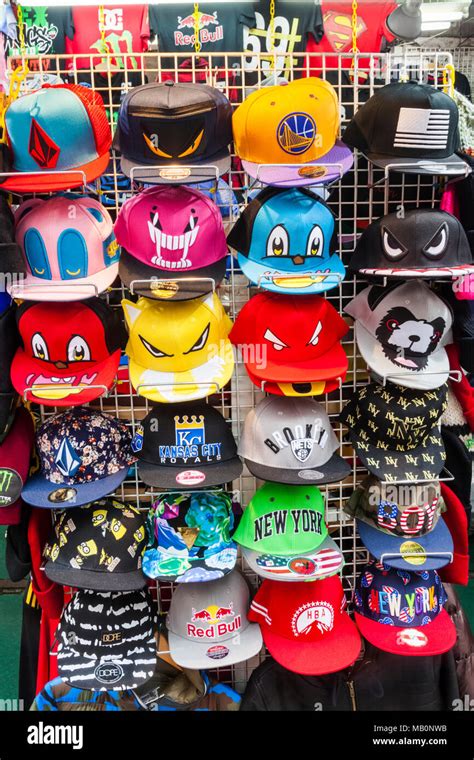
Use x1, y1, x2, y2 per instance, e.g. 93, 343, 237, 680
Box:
11, 195, 119, 302
115, 185, 228, 301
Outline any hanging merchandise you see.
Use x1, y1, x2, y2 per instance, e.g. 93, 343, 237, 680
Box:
0, 406, 34, 526
6, 5, 73, 68
232, 77, 353, 186
114, 185, 228, 301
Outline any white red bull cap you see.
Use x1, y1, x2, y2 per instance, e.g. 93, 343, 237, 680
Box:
166, 570, 262, 669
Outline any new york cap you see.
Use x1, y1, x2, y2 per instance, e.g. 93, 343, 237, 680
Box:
239, 396, 350, 484
115, 185, 227, 301
113, 81, 232, 184
345, 281, 453, 390
21, 407, 135, 509
135, 401, 242, 488
343, 81, 468, 176
353, 560, 456, 656
234, 482, 344, 582
44, 498, 147, 590
227, 186, 345, 295
248, 576, 361, 674
167, 570, 263, 668
233, 78, 353, 186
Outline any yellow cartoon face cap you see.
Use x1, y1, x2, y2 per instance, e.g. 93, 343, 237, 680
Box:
122, 293, 234, 403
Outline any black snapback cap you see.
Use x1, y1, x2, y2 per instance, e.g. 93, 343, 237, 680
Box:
343, 81, 468, 176
113, 81, 232, 184
135, 401, 242, 489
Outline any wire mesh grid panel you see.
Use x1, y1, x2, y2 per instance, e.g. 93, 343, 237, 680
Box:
6, 49, 457, 693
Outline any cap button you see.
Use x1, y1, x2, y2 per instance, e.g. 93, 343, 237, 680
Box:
165, 80, 175, 87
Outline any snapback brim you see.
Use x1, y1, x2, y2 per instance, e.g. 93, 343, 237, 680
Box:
21, 466, 129, 509
138, 454, 242, 489
9, 263, 119, 302
262, 612, 361, 675
242, 534, 344, 582
357, 517, 454, 571
353, 264, 474, 279
236, 252, 345, 295
120, 149, 231, 184
245, 341, 348, 383
0, 151, 111, 193
44, 563, 147, 591
355, 608, 456, 656
242, 141, 354, 187
168, 621, 262, 669
142, 543, 238, 583
243, 450, 351, 485
364, 151, 469, 177
245, 365, 341, 397
119, 248, 227, 301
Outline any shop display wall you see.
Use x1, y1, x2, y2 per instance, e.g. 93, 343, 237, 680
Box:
7, 49, 460, 693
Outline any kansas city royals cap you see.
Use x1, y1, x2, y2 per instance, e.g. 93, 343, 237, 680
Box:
143, 491, 237, 583
346, 476, 453, 571
115, 185, 227, 301
239, 397, 350, 485
353, 560, 456, 656
12, 195, 120, 301
248, 576, 361, 675
233, 78, 353, 186
44, 498, 147, 591
167, 570, 262, 668
349, 209, 474, 279
345, 281, 453, 390
56, 588, 156, 691
227, 186, 345, 295
135, 401, 242, 489
339, 382, 448, 483
343, 81, 468, 176
113, 81, 232, 184
234, 482, 344, 582
21, 407, 135, 509
0, 84, 112, 192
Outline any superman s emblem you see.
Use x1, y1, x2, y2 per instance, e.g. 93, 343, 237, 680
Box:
323, 11, 367, 52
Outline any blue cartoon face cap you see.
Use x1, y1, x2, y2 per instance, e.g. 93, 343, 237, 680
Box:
227, 187, 345, 295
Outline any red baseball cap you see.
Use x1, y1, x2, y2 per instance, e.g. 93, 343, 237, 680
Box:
0, 84, 111, 193
248, 575, 361, 675
11, 299, 124, 407
230, 293, 348, 385
0, 406, 34, 525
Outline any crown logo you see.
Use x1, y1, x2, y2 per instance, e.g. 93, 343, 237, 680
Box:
174, 415, 205, 447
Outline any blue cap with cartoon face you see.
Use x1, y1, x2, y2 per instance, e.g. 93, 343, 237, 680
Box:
227, 187, 345, 295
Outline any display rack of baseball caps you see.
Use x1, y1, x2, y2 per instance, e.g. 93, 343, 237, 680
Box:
0, 67, 472, 703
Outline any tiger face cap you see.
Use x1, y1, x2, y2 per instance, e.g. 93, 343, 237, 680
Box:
122, 293, 234, 403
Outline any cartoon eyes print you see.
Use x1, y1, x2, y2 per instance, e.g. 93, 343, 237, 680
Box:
422, 223, 448, 259
139, 323, 211, 359
263, 328, 289, 351
306, 226, 324, 257
306, 321, 322, 346
67, 336, 91, 362
386, 318, 400, 332
31, 332, 49, 360
143, 129, 204, 159
266, 225, 289, 257
381, 228, 408, 260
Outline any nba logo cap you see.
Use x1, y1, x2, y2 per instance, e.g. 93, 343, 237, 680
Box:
346, 477, 453, 571
44, 498, 147, 591
167, 570, 262, 668
113, 81, 232, 184
21, 407, 135, 509
227, 186, 345, 295
248, 576, 361, 674
345, 281, 453, 390
0, 84, 112, 192
115, 185, 227, 301
143, 491, 237, 583
232, 78, 353, 186
234, 482, 344, 582
239, 397, 350, 485
343, 81, 468, 176
56, 588, 156, 691
353, 560, 456, 656
135, 401, 242, 488
122, 293, 234, 404
230, 292, 348, 396
12, 195, 119, 301
0, 407, 34, 526
11, 297, 125, 406
339, 382, 447, 483
349, 209, 474, 279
